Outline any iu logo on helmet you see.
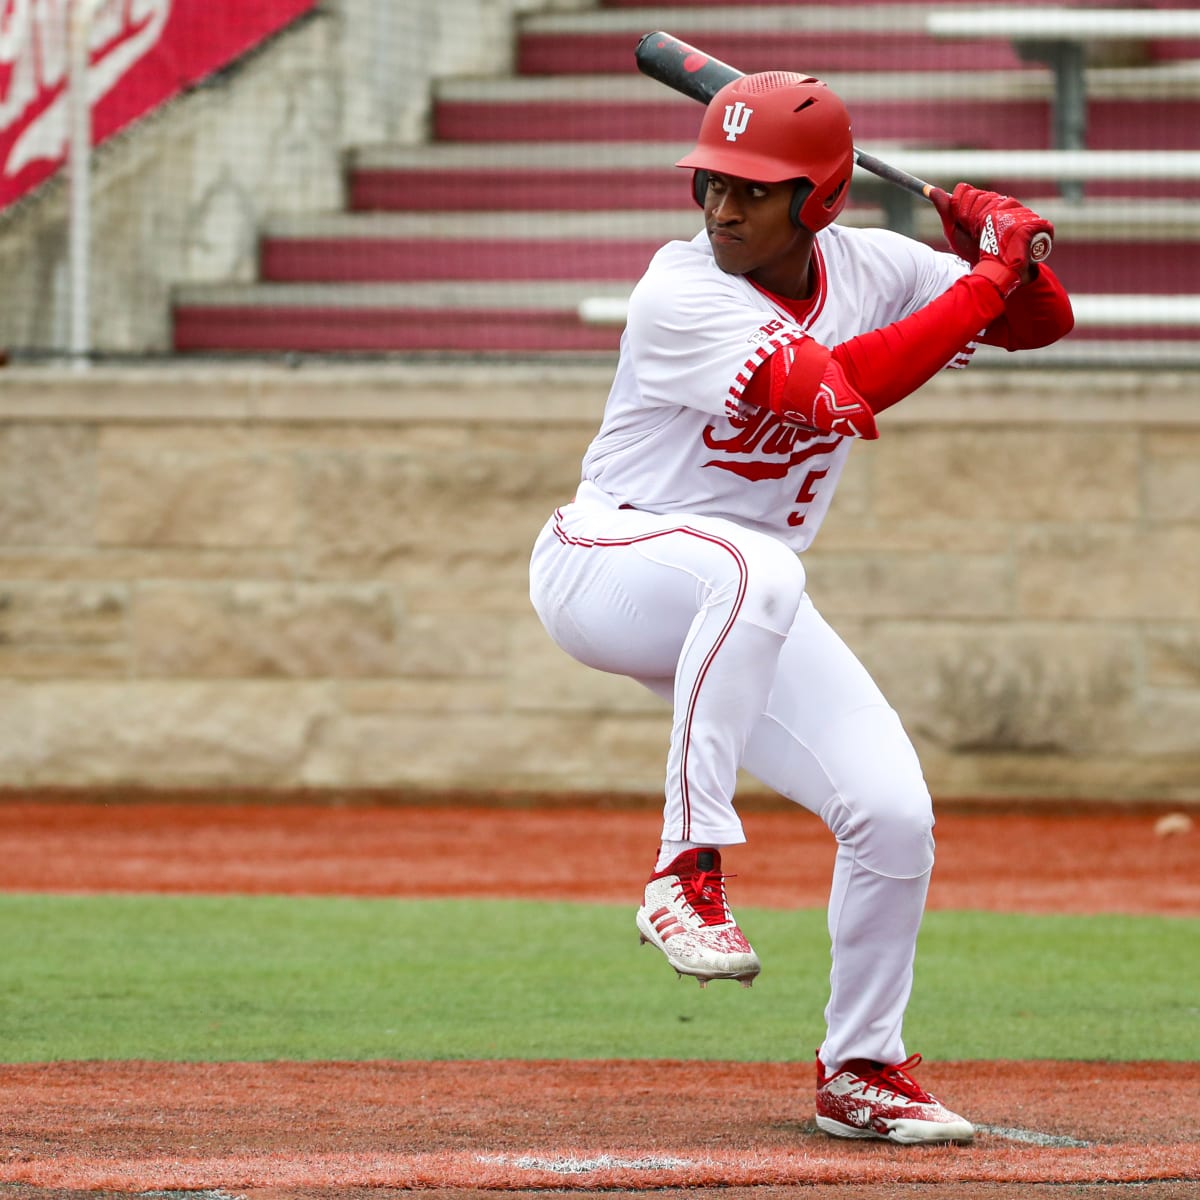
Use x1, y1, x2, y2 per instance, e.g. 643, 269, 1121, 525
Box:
722, 102, 754, 142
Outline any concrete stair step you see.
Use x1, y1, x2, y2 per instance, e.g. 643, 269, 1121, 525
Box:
262, 198, 1200, 243
170, 275, 1200, 355
523, 5, 938, 36
532, 3, 1200, 69
433, 92, 1045, 148
434, 69, 1054, 103
258, 210, 699, 284
433, 61, 1200, 104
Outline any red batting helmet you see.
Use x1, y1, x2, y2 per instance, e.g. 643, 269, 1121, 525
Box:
676, 72, 855, 233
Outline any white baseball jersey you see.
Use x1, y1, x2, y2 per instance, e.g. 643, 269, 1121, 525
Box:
582, 225, 973, 550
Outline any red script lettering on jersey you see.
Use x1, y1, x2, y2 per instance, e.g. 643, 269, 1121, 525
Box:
702, 406, 840, 482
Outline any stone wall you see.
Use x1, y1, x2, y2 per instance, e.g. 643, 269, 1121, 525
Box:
0, 362, 1197, 804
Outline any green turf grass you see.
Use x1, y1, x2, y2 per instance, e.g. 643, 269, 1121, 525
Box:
0, 895, 1195, 1062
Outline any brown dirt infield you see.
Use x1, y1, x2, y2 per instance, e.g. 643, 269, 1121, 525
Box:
0, 796, 1196, 1200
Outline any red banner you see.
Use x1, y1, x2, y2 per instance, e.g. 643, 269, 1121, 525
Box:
0, 0, 320, 210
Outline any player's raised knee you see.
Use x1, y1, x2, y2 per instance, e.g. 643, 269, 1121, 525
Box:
737, 539, 807, 633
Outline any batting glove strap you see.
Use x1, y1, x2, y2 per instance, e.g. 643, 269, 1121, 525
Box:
954, 184, 1020, 233
971, 257, 1022, 298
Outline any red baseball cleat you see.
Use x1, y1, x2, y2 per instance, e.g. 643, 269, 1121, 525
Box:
636, 848, 760, 988
815, 1053, 975, 1144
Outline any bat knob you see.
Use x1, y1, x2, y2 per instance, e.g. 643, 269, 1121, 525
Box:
1029, 231, 1052, 263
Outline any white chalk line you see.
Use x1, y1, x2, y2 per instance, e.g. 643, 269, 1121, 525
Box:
139, 1192, 247, 1200
480, 1125, 1092, 1171
477, 1152, 696, 1174
976, 1123, 1091, 1147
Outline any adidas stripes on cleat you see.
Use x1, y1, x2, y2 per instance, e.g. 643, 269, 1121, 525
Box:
635, 847, 761, 988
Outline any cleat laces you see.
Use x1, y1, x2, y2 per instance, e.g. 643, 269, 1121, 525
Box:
858, 1054, 933, 1104
676, 867, 734, 926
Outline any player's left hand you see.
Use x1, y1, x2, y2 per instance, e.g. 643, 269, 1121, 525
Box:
934, 183, 1022, 264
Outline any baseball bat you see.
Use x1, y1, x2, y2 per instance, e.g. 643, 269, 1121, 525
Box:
634, 31, 1052, 263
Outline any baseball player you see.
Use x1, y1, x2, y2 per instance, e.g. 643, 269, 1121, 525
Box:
528, 72, 1073, 1144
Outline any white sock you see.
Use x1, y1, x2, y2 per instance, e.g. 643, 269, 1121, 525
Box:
655, 839, 712, 871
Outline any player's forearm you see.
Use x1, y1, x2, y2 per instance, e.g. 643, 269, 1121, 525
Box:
831, 269, 1012, 414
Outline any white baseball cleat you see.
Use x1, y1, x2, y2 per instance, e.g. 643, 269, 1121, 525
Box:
815, 1052, 975, 1145
635, 847, 761, 988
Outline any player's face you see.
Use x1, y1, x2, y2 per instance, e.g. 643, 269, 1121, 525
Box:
702, 172, 816, 299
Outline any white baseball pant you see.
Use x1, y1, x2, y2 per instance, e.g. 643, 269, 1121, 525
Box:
529, 481, 935, 1070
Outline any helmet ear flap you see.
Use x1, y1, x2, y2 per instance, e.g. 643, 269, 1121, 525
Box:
789, 179, 815, 229
691, 169, 709, 208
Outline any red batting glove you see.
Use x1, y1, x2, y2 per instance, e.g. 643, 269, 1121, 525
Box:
972, 205, 1056, 296
933, 183, 1022, 264
980, 205, 1055, 274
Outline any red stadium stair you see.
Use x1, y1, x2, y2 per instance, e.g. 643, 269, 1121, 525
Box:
345, 141, 694, 213
172, 1, 1200, 357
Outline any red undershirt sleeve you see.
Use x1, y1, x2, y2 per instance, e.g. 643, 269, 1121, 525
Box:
829, 271, 1009, 414
977, 265, 1074, 350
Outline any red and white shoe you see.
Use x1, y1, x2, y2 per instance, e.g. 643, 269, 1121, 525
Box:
635, 848, 760, 988
815, 1053, 975, 1145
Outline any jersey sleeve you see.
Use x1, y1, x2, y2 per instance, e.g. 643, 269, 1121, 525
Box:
624, 238, 817, 421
